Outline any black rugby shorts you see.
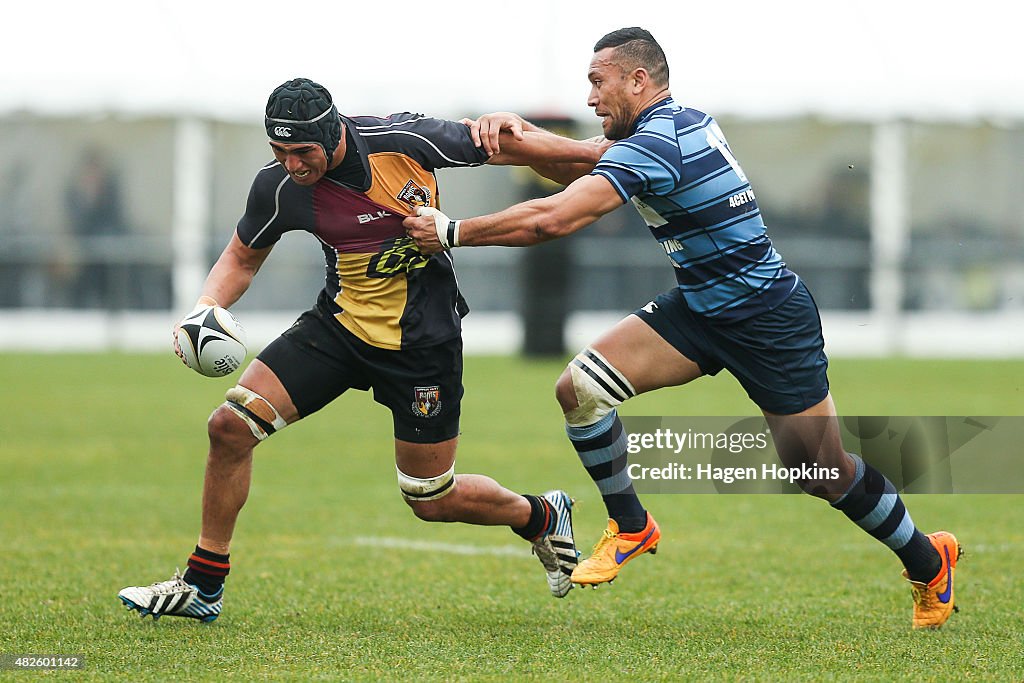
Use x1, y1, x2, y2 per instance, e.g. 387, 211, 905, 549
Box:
257, 294, 462, 444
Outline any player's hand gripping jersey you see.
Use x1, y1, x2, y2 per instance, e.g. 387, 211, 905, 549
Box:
591, 98, 799, 321
237, 113, 488, 349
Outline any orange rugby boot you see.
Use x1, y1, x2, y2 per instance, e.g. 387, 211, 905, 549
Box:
903, 531, 963, 630
571, 512, 660, 586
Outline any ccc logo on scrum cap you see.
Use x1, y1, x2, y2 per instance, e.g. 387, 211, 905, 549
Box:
273, 126, 292, 137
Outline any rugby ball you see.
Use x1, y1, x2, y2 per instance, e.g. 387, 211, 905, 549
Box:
176, 305, 247, 377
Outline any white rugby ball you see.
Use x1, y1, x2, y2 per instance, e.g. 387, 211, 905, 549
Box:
176, 305, 247, 378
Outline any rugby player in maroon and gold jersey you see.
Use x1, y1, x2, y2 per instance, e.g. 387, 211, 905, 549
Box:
117, 79, 607, 621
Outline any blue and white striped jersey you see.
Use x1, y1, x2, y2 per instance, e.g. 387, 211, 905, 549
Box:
591, 97, 798, 321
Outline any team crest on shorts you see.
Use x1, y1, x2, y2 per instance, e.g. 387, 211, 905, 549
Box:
397, 180, 432, 207
412, 385, 442, 418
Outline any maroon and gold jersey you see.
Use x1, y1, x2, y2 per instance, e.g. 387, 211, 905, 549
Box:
236, 113, 488, 350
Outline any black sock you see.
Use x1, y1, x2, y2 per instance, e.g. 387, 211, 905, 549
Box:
183, 545, 230, 596
513, 495, 555, 541
897, 530, 943, 583
603, 493, 648, 534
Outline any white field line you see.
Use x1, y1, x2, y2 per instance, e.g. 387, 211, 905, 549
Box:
351, 536, 528, 557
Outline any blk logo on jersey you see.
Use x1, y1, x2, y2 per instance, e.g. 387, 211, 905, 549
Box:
412, 385, 442, 418
358, 210, 392, 224
397, 179, 432, 207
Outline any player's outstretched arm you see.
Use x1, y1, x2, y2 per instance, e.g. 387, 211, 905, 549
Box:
198, 233, 274, 309
465, 111, 570, 155
485, 130, 606, 170
404, 173, 623, 254
470, 112, 610, 184
528, 136, 610, 186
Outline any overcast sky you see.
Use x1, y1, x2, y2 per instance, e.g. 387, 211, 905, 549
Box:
2, 0, 1020, 122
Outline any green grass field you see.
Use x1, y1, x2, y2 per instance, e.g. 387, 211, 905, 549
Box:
1, 354, 1022, 681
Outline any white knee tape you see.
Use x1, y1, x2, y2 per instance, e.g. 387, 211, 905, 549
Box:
224, 386, 288, 441
397, 463, 457, 502
564, 348, 636, 427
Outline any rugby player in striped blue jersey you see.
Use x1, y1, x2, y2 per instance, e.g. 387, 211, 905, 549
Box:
406, 28, 961, 629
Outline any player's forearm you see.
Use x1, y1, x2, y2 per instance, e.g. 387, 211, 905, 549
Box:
406, 175, 618, 253
529, 161, 594, 186
458, 198, 584, 247
197, 237, 268, 309
489, 131, 604, 168
502, 127, 609, 183
199, 267, 252, 309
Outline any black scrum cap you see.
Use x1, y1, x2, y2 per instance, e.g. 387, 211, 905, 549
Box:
265, 78, 342, 164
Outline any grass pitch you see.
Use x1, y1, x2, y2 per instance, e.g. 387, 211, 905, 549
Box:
1, 353, 1022, 681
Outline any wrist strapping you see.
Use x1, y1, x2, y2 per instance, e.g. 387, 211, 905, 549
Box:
196, 295, 219, 308
438, 219, 461, 249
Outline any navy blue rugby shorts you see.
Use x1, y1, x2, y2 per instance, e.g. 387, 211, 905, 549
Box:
257, 292, 462, 444
634, 281, 829, 415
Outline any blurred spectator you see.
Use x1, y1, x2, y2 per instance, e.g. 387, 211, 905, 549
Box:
64, 148, 128, 309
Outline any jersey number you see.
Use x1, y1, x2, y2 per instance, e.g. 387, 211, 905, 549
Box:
705, 122, 748, 183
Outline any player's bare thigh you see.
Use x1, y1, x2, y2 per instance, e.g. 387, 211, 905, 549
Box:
594, 313, 703, 390
394, 437, 458, 478
239, 359, 458, 476
235, 359, 301, 424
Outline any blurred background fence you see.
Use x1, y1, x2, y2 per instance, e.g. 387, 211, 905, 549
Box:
0, 113, 1021, 357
